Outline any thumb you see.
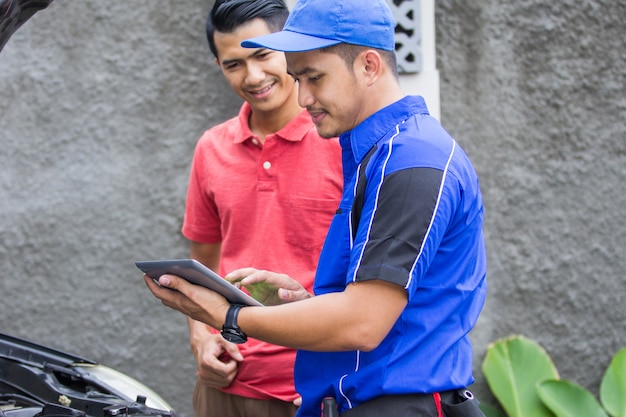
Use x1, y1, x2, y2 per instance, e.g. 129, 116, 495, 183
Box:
278, 288, 297, 303
278, 288, 312, 303
222, 341, 244, 362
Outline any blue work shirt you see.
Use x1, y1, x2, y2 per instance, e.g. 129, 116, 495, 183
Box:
294, 96, 487, 416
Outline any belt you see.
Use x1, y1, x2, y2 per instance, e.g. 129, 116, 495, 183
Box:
339, 389, 483, 417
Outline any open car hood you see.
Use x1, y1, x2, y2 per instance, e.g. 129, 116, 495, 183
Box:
0, 0, 54, 52
0, 333, 178, 417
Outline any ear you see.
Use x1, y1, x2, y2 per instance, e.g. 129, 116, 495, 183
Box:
360, 50, 383, 87
214, 57, 220, 68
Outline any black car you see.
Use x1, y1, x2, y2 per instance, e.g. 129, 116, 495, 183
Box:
0, 3, 177, 417
0, 333, 177, 417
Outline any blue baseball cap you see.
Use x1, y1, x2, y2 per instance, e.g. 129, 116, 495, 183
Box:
241, 0, 396, 52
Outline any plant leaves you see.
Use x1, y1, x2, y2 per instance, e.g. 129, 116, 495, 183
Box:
482, 335, 558, 417
600, 346, 626, 417
538, 379, 609, 417
480, 402, 506, 417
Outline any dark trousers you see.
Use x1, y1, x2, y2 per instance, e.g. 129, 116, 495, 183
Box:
339, 389, 485, 417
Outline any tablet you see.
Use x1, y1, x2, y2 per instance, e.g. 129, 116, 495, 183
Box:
136, 259, 263, 307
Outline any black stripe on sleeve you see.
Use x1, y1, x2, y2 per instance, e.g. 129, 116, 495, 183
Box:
356, 167, 444, 286
351, 145, 378, 241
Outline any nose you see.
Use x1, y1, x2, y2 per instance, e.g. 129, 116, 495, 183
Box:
297, 81, 315, 108
245, 62, 265, 85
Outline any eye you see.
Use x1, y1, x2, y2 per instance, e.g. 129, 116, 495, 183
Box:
254, 50, 273, 61
224, 62, 241, 71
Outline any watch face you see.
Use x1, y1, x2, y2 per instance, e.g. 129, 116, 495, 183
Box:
221, 328, 247, 344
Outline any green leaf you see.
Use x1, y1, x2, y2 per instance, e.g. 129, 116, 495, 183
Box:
482, 335, 558, 417
538, 379, 608, 417
480, 402, 506, 417
600, 346, 626, 417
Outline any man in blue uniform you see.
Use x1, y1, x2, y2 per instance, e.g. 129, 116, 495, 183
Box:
144, 0, 487, 415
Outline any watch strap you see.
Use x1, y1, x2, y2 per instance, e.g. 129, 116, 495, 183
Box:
221, 304, 247, 344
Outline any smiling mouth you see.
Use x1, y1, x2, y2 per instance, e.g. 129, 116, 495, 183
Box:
248, 82, 274, 97
308, 109, 326, 124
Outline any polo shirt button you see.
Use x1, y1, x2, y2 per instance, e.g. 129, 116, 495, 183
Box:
263, 161, 271, 170
252, 138, 259, 146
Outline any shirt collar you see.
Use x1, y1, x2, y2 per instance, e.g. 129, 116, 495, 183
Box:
234, 101, 313, 144
339, 95, 430, 165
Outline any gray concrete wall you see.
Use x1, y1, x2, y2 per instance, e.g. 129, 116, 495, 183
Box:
0, 1, 235, 415
436, 0, 626, 407
0, 1, 624, 416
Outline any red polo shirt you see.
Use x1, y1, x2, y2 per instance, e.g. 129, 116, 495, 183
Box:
182, 102, 342, 401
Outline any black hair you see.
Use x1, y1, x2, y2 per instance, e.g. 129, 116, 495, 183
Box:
322, 43, 399, 80
206, 0, 289, 58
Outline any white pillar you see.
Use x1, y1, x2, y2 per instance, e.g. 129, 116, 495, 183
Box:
399, 0, 440, 120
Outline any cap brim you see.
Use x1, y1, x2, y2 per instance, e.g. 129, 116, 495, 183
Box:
241, 30, 341, 52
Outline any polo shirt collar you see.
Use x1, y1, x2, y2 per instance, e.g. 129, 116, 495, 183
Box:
339, 95, 430, 164
234, 101, 312, 144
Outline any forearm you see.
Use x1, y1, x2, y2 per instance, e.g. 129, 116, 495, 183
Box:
146, 270, 407, 353
237, 280, 407, 352
188, 317, 215, 353
189, 241, 221, 271
187, 239, 222, 354
237, 294, 349, 351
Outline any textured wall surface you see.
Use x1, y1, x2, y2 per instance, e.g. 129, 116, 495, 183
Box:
0, 1, 237, 415
436, 0, 626, 408
0, 1, 624, 416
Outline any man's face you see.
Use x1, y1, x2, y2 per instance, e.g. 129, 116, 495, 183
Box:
214, 18, 295, 115
286, 49, 367, 138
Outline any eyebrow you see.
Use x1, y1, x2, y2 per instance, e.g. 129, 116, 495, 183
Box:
288, 66, 318, 78
221, 48, 270, 67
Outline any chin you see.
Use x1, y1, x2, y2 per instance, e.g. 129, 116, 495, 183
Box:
252, 99, 280, 113
316, 126, 344, 139
318, 131, 338, 139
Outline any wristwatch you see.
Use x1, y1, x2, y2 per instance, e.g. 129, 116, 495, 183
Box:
221, 304, 247, 344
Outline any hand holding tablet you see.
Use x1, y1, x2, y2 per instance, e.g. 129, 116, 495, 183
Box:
136, 259, 263, 307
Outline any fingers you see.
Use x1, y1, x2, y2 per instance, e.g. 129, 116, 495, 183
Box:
143, 273, 190, 311
143, 273, 185, 295
220, 338, 244, 362
195, 335, 242, 388
143, 274, 177, 301
224, 268, 259, 284
156, 273, 185, 291
224, 269, 312, 304
196, 333, 244, 365
278, 287, 313, 303
143, 273, 229, 329
228, 269, 295, 289
197, 357, 239, 387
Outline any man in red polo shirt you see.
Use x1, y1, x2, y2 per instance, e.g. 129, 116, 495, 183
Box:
181, 1, 342, 417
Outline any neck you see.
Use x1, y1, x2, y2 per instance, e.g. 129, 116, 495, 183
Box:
248, 91, 301, 144
358, 77, 405, 126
